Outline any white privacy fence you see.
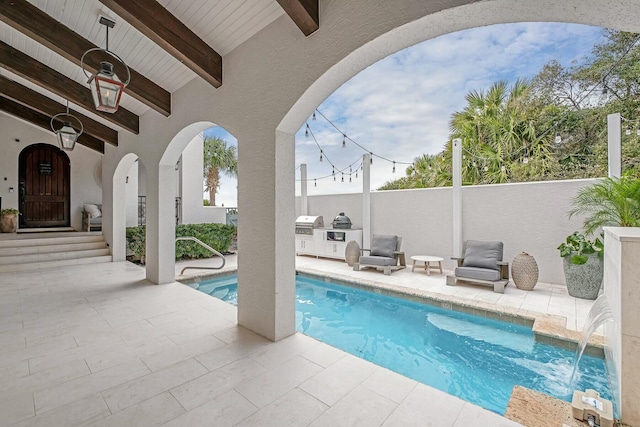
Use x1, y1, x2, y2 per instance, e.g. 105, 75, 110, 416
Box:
297, 178, 600, 284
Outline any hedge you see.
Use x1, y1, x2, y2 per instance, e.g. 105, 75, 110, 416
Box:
126, 223, 236, 262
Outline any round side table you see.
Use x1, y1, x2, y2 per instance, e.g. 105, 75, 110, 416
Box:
410, 255, 444, 275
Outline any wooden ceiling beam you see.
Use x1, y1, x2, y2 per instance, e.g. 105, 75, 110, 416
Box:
0, 41, 139, 135
0, 0, 172, 116
99, 0, 222, 88
0, 97, 105, 153
1, 75, 118, 147
276, 0, 319, 36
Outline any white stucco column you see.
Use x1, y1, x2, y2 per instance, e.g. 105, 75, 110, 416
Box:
604, 227, 640, 425
300, 163, 308, 216
362, 153, 371, 250
608, 113, 621, 178
145, 163, 177, 284
237, 129, 296, 341
452, 138, 463, 257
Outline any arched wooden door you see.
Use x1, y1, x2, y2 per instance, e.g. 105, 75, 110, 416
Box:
18, 144, 70, 228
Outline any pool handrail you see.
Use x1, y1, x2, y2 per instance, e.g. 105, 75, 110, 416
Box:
176, 236, 226, 274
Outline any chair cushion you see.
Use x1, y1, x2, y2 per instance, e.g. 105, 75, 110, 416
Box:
370, 235, 397, 258
360, 255, 398, 266
83, 203, 102, 218
455, 266, 501, 281
462, 240, 503, 271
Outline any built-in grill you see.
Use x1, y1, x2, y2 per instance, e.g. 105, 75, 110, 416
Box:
295, 215, 324, 235
331, 212, 352, 229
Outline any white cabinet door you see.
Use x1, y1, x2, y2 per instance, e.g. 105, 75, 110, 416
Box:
325, 241, 346, 258
295, 237, 314, 254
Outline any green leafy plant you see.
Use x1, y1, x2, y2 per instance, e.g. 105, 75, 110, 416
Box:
558, 231, 603, 265
126, 223, 236, 263
569, 176, 640, 235
1, 208, 20, 216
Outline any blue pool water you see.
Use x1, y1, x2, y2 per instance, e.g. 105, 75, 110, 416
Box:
190, 274, 612, 415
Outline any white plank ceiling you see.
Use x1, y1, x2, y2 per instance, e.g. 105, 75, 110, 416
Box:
1, 0, 284, 129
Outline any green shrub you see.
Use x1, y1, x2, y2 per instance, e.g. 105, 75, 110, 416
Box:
126, 223, 236, 262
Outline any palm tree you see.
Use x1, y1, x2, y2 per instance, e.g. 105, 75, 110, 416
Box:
203, 136, 237, 206
449, 79, 553, 185
569, 176, 640, 235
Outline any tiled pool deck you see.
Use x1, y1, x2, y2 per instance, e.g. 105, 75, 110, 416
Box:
0, 255, 597, 426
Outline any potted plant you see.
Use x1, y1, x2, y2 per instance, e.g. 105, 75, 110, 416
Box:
558, 231, 603, 299
0, 208, 20, 233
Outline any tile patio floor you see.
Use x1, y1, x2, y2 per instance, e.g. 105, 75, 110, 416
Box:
0, 255, 595, 426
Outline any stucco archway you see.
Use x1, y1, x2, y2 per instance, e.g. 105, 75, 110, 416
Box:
279, 0, 640, 135
145, 121, 219, 284
110, 153, 140, 262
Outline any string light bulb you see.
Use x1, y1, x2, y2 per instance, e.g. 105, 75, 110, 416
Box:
305, 124, 309, 138
523, 155, 529, 164
349, 174, 352, 182
392, 161, 396, 173
312, 111, 316, 121
626, 126, 632, 136
314, 179, 317, 187
341, 173, 344, 182
319, 150, 323, 162
342, 134, 346, 148
472, 161, 477, 167
483, 165, 488, 172
555, 132, 562, 144
501, 165, 506, 172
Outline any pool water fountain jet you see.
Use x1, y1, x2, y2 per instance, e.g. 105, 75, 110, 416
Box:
569, 293, 614, 395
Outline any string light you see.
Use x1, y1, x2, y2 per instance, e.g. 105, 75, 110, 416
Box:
392, 161, 396, 173
305, 124, 309, 137
626, 126, 632, 136
483, 165, 488, 172
522, 155, 529, 164
341, 173, 344, 182
555, 132, 562, 144
314, 179, 317, 187
342, 134, 346, 148
312, 111, 316, 121
320, 150, 323, 162
370, 153, 373, 164
501, 165, 506, 172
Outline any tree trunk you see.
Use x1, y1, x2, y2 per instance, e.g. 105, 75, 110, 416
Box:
209, 189, 216, 206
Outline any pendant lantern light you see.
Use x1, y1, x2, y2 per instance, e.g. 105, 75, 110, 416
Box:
50, 101, 83, 151
81, 17, 130, 113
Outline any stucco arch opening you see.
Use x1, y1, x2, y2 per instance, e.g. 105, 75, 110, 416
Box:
110, 153, 142, 262
278, 0, 640, 135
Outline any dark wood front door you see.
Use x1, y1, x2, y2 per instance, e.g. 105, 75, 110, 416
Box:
18, 144, 70, 228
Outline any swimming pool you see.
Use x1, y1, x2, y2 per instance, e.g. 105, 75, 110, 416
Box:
188, 273, 612, 415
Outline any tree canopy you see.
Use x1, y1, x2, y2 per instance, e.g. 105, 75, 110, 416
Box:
379, 30, 640, 190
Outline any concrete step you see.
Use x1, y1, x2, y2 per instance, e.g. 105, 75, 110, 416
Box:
0, 234, 105, 248
0, 255, 113, 273
0, 233, 112, 272
0, 248, 111, 266
0, 241, 107, 257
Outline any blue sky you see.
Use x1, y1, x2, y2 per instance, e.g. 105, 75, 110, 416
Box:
204, 22, 606, 207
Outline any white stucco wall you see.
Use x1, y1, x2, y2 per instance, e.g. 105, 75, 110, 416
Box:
299, 178, 598, 284
0, 113, 102, 231
125, 161, 139, 227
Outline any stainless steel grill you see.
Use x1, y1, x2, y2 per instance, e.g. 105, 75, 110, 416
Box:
295, 215, 324, 235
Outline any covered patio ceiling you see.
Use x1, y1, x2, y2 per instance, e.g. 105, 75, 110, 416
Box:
0, 0, 319, 153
